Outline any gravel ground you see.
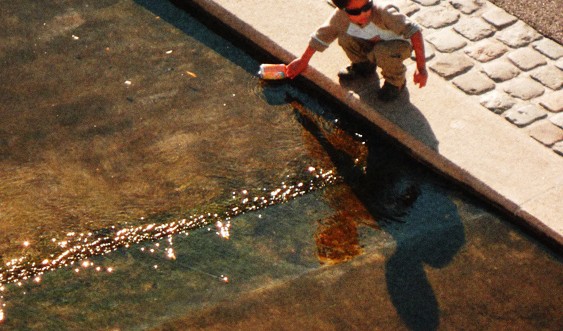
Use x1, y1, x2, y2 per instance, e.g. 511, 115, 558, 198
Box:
489, 0, 562, 44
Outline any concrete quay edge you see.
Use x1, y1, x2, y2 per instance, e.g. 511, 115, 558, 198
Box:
180, 0, 563, 251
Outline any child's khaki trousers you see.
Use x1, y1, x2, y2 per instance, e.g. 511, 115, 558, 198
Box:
338, 34, 412, 87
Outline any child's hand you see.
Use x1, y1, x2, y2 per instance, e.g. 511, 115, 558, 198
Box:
286, 58, 308, 79
414, 67, 428, 88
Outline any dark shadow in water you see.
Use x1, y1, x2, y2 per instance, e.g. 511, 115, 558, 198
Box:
134, 0, 260, 75
292, 99, 465, 331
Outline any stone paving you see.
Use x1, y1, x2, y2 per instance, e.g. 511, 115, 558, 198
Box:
394, 0, 563, 156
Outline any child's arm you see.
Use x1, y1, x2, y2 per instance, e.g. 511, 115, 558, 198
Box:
286, 45, 317, 79
410, 31, 428, 88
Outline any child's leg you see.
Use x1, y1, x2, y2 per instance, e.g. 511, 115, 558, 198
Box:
338, 34, 374, 64
371, 40, 412, 87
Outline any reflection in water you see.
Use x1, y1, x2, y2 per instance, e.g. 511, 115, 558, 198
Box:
292, 98, 465, 330
315, 211, 362, 265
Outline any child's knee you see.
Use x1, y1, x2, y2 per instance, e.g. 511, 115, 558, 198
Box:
373, 40, 412, 61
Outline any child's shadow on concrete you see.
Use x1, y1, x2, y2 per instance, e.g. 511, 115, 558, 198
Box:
340, 75, 440, 152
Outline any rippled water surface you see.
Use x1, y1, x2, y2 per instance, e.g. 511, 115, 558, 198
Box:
0, 0, 561, 330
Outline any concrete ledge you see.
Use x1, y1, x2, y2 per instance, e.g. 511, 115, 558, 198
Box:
180, 0, 562, 252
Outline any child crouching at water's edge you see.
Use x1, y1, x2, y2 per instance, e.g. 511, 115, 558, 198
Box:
286, 0, 428, 102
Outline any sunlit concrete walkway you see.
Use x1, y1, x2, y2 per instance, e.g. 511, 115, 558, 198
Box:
185, 0, 562, 249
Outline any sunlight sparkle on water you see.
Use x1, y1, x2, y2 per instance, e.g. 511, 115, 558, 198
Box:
215, 221, 231, 239
166, 248, 176, 260
0, 167, 339, 287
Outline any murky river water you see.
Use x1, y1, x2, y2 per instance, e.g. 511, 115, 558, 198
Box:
0, 0, 561, 330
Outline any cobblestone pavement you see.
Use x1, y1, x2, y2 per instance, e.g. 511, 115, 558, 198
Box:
394, 0, 563, 156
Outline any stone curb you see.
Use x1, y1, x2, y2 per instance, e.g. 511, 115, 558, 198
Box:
179, 0, 563, 252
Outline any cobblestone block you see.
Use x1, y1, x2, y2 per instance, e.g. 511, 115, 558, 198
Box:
416, 7, 460, 29
529, 122, 563, 146
482, 7, 518, 29
427, 29, 467, 53
465, 39, 508, 62
538, 91, 563, 113
557, 58, 563, 70
553, 141, 563, 156
411, 0, 440, 6
481, 60, 520, 82
454, 17, 495, 41
504, 104, 547, 127
449, 0, 485, 14
452, 70, 495, 95
429, 53, 474, 79
550, 113, 563, 129
426, 40, 436, 60
530, 65, 563, 90
533, 38, 563, 60
423, 40, 436, 60
480, 90, 516, 113
495, 21, 542, 47
503, 77, 545, 100
507, 48, 547, 71
395, 0, 421, 16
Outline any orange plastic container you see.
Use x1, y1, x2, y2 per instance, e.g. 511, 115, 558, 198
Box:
258, 63, 287, 80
